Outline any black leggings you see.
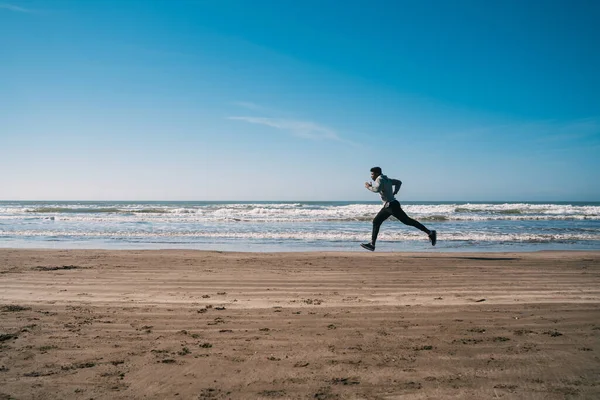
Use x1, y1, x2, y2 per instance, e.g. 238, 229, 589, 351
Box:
372, 200, 430, 244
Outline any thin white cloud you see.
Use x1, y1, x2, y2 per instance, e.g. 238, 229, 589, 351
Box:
0, 3, 32, 12
229, 102, 360, 146
229, 116, 358, 147
232, 102, 269, 112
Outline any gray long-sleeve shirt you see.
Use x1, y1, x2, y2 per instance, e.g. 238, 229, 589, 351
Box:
368, 174, 402, 205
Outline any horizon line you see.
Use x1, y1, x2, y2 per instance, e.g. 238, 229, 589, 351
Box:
0, 199, 598, 203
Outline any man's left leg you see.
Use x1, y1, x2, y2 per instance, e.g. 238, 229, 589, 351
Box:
391, 202, 437, 246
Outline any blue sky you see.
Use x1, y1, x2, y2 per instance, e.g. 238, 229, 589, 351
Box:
1, 0, 599, 201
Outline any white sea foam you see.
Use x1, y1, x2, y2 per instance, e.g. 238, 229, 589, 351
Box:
2, 229, 599, 242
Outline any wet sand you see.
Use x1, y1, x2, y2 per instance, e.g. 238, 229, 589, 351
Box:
1, 249, 599, 399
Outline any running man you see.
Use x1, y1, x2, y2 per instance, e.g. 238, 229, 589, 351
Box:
361, 167, 436, 251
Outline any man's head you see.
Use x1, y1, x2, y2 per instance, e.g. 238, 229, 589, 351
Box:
370, 166, 382, 180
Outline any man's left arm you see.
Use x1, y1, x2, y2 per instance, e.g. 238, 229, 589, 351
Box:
366, 177, 382, 192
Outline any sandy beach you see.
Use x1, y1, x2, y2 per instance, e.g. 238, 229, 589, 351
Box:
1, 249, 599, 399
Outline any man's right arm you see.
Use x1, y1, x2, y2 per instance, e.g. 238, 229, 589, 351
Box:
391, 179, 402, 195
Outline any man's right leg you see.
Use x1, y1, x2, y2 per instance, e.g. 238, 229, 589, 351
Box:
371, 207, 391, 245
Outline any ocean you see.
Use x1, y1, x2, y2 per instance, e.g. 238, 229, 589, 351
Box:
0, 201, 599, 252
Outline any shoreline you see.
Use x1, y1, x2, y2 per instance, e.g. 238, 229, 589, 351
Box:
2, 241, 599, 253
2, 247, 600, 253
1, 249, 599, 398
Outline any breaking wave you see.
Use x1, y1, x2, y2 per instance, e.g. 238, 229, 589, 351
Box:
2, 201, 599, 250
